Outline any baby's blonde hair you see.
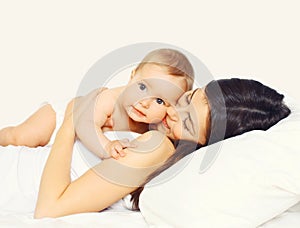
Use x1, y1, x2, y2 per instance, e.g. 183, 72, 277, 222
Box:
135, 49, 194, 90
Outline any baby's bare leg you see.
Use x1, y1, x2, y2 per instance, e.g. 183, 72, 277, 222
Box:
0, 104, 56, 147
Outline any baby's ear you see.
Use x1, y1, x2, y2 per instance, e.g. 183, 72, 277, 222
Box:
130, 68, 136, 79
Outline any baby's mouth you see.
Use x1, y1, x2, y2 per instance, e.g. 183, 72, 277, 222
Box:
131, 106, 146, 117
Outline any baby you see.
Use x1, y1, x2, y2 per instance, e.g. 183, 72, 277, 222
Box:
0, 49, 194, 159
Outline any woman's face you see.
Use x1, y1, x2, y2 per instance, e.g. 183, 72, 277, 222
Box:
156, 88, 210, 145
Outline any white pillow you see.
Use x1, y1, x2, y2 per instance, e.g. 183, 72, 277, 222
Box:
139, 98, 300, 227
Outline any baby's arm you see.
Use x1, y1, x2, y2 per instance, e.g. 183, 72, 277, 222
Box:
74, 88, 132, 159
0, 104, 56, 147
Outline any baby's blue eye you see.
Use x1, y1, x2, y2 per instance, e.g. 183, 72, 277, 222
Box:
138, 83, 147, 91
156, 98, 165, 105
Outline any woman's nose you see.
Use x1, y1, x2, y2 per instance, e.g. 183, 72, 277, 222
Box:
166, 106, 179, 121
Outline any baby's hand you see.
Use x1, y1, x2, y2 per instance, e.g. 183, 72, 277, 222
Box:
105, 139, 136, 159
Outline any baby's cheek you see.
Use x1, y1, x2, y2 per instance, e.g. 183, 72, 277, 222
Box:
156, 106, 167, 119
148, 106, 166, 123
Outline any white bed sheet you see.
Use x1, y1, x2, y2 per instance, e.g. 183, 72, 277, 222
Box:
259, 211, 300, 228
0, 209, 299, 227
0, 208, 148, 228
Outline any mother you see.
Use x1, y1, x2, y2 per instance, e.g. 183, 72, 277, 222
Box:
36, 77, 290, 217
0, 78, 291, 218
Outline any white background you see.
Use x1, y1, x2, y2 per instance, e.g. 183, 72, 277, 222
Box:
0, 0, 299, 127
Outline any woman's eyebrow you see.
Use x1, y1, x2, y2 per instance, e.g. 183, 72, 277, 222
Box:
190, 89, 198, 100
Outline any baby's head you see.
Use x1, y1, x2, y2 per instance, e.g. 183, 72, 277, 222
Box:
133, 48, 194, 90
125, 48, 194, 124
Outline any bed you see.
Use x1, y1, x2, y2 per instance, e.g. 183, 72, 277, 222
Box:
138, 96, 300, 227
0, 198, 299, 227
0, 211, 300, 228
1, 62, 300, 227
0, 97, 299, 227
0, 202, 299, 227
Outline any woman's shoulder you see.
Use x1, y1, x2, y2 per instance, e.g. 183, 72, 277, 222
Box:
117, 130, 175, 168
133, 130, 174, 150
93, 130, 175, 188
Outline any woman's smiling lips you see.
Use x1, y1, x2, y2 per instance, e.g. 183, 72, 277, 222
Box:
162, 117, 170, 129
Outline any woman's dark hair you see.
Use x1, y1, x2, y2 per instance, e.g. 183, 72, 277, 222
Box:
205, 78, 291, 144
130, 78, 291, 210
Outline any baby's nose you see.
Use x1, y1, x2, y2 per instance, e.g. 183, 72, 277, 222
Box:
139, 99, 151, 108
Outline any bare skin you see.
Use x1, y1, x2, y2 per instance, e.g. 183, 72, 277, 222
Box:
0, 104, 56, 147
34, 88, 211, 218
34, 99, 175, 218
156, 88, 210, 145
0, 64, 188, 160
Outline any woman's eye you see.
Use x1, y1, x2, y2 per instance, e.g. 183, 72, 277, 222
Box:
138, 83, 147, 91
183, 118, 189, 131
185, 93, 192, 104
156, 98, 165, 105
183, 115, 194, 135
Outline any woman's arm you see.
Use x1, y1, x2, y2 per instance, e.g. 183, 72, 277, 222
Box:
34, 99, 174, 218
34, 100, 75, 218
